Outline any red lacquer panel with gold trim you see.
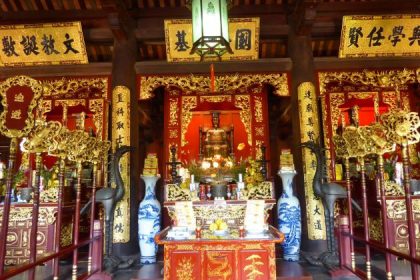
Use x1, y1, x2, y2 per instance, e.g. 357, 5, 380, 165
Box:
204, 250, 235, 280
238, 249, 271, 280
170, 250, 201, 280
156, 226, 283, 280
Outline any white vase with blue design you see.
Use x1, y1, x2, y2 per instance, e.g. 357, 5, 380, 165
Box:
138, 175, 161, 264
277, 169, 301, 261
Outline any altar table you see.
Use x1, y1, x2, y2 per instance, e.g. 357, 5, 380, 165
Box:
155, 225, 284, 280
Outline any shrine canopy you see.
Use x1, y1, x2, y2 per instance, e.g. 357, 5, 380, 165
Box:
163, 87, 270, 179
339, 98, 390, 127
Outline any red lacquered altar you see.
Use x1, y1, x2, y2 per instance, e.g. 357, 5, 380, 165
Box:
155, 225, 284, 280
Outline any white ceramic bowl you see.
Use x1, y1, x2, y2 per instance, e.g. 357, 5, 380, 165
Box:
246, 227, 264, 234
213, 229, 228, 236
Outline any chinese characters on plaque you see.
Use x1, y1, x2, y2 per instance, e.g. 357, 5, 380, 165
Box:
0, 76, 43, 138
339, 15, 420, 58
0, 22, 88, 66
165, 18, 259, 62
298, 82, 326, 240
112, 86, 131, 243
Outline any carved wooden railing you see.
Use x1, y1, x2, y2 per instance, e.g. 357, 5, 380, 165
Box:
334, 105, 420, 280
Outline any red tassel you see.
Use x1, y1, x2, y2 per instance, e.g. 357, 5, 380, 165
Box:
210, 63, 215, 92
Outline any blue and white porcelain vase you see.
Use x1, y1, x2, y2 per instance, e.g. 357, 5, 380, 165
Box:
277, 169, 301, 261
138, 175, 161, 264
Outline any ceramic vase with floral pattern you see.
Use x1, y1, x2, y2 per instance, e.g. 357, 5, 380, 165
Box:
277, 169, 301, 261
138, 175, 161, 264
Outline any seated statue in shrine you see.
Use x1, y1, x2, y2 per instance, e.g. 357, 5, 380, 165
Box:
200, 112, 233, 159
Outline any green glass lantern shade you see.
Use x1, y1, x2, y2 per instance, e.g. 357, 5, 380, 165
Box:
190, 0, 233, 60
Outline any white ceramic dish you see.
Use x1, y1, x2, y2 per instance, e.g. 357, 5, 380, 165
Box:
213, 229, 228, 236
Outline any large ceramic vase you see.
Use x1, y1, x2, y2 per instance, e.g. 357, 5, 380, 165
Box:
138, 175, 161, 264
277, 169, 301, 261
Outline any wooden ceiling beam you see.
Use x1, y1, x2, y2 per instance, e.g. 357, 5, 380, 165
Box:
2, 1, 417, 44
108, 13, 129, 41
101, 0, 135, 42
0, 4, 288, 23
0, 63, 113, 78
1, 1, 417, 26
312, 1, 420, 35
0, 6, 289, 42
289, 0, 317, 36
83, 23, 290, 43
132, 4, 288, 18
0, 10, 110, 24
315, 1, 420, 17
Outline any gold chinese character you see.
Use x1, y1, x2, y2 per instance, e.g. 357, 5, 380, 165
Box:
14, 93, 24, 103
11, 109, 22, 119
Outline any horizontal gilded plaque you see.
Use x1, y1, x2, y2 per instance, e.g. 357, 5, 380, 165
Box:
339, 15, 420, 58
0, 21, 88, 67
165, 18, 259, 62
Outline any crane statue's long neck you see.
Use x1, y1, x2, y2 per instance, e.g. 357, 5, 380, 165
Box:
311, 146, 323, 195
113, 149, 125, 202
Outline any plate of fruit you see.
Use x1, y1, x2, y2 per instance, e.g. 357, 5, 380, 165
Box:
209, 219, 228, 236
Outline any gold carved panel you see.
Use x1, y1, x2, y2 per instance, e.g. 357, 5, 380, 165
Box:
254, 96, 263, 123
43, 77, 108, 98
181, 96, 197, 147
0, 206, 57, 225
200, 95, 231, 103
139, 73, 289, 100
169, 98, 179, 126
329, 93, 345, 136
37, 100, 52, 121
176, 257, 194, 280
318, 69, 416, 97
0, 75, 43, 138
89, 99, 105, 139
235, 95, 252, 146
169, 129, 178, 139
255, 126, 264, 137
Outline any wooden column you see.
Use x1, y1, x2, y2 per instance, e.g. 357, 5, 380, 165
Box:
110, 19, 140, 257
287, 14, 327, 253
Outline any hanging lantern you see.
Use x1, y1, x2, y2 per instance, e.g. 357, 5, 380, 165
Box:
189, 0, 233, 60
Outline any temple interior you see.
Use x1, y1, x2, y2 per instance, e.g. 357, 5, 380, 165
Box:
0, 0, 420, 279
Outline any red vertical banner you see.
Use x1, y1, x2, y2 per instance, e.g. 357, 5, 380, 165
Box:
0, 76, 43, 138
210, 64, 215, 92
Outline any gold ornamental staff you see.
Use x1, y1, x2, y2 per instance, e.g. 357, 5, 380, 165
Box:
0, 76, 43, 275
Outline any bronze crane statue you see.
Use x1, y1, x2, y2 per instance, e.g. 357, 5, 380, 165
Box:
300, 140, 361, 266
81, 145, 133, 271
